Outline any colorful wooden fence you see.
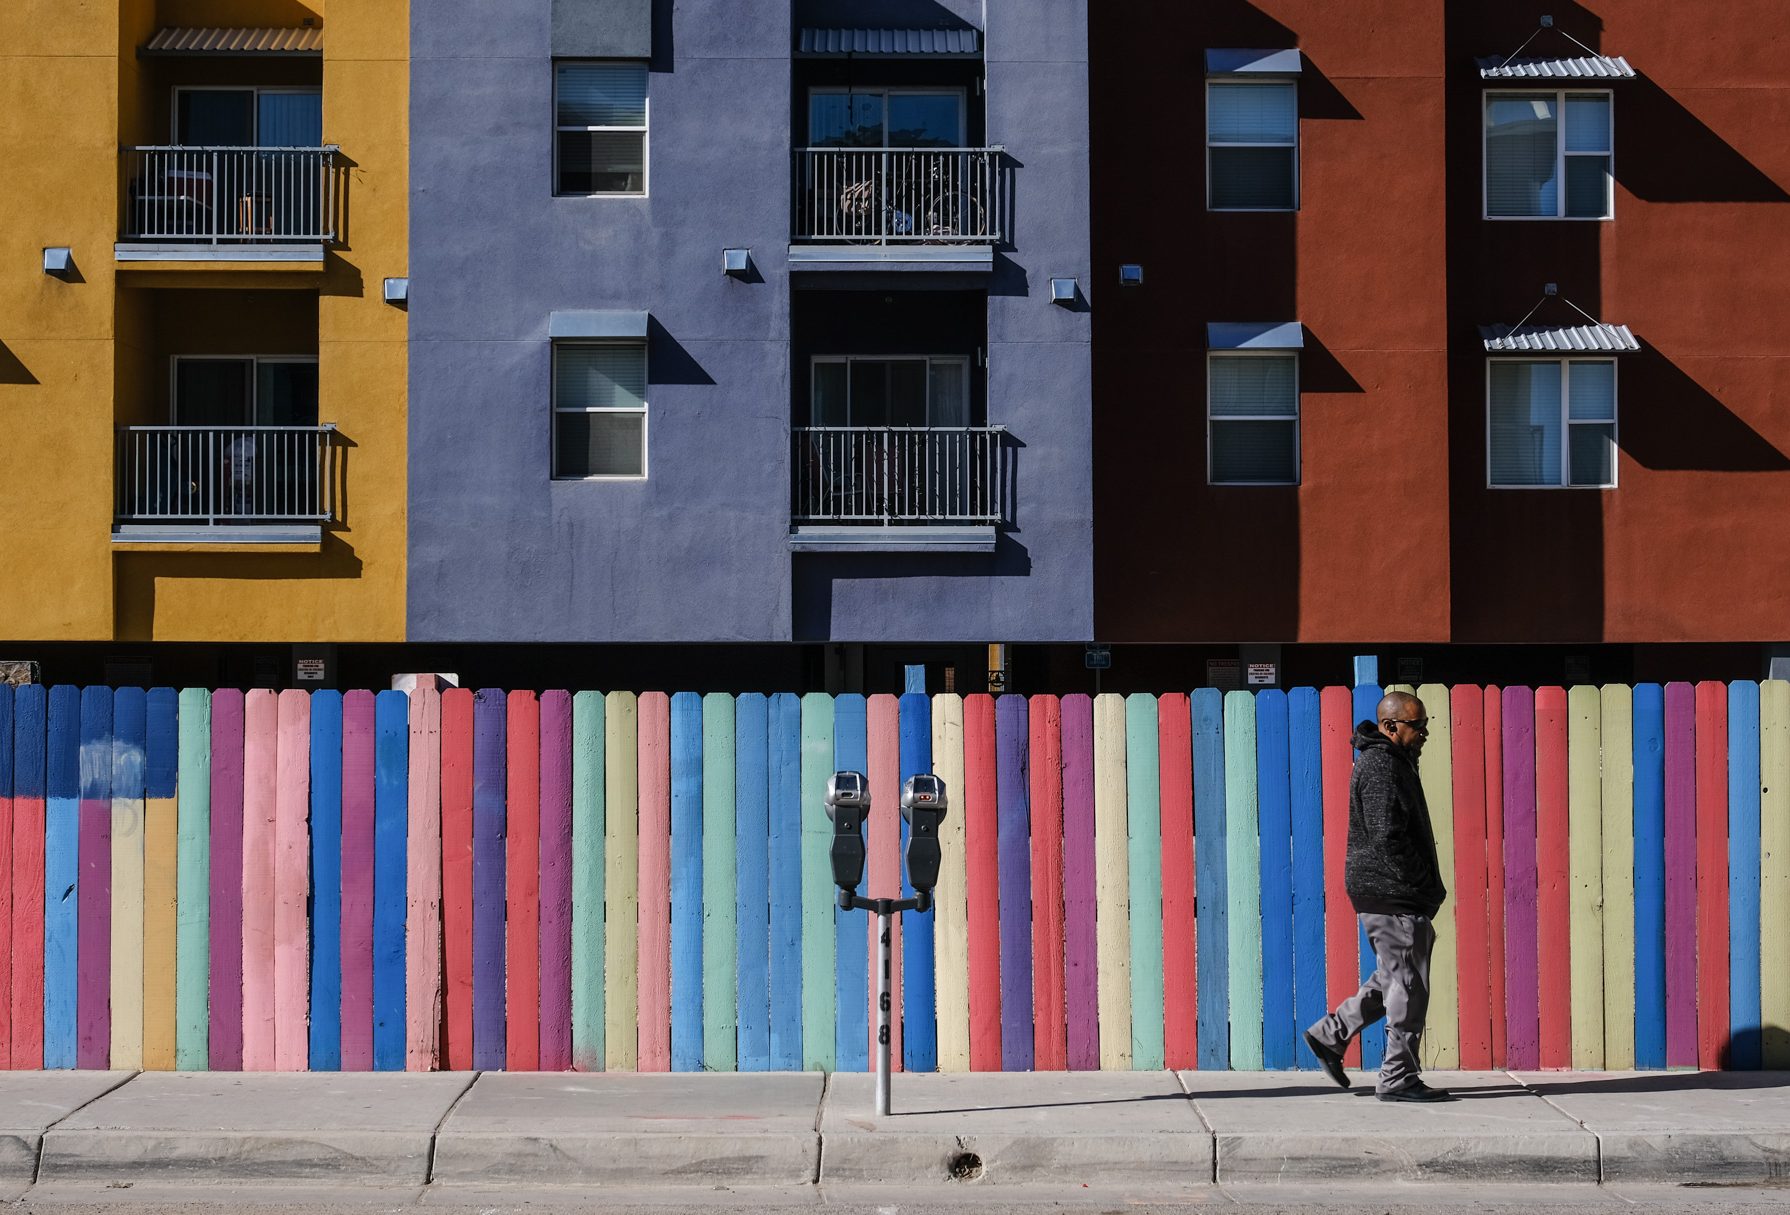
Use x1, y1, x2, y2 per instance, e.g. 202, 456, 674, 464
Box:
0, 682, 1786, 1072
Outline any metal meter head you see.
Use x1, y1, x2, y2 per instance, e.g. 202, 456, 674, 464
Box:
824, 770, 869, 895
899, 774, 948, 906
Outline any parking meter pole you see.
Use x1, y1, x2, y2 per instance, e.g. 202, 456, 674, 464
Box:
876, 912, 893, 1116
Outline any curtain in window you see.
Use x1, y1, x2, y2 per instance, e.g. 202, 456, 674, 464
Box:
1489, 361, 1563, 485
1210, 355, 1298, 483
257, 93, 323, 146
1485, 94, 1559, 217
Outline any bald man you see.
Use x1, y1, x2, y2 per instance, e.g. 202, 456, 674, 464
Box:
1303, 691, 1453, 1101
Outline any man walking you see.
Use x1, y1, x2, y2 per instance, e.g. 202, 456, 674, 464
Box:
1304, 690, 1452, 1102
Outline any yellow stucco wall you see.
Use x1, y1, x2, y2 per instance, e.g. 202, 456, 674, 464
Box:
0, 1, 409, 643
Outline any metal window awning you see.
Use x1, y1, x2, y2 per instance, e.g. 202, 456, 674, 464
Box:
1208, 322, 1305, 351
1480, 323, 1639, 353
550, 310, 650, 339
797, 28, 980, 57
1477, 54, 1635, 79
142, 27, 323, 56
1206, 49, 1303, 76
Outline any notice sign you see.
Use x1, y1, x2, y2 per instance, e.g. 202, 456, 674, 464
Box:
1247, 663, 1278, 687
296, 658, 327, 682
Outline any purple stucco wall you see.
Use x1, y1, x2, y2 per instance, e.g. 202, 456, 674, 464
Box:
409, 0, 1093, 643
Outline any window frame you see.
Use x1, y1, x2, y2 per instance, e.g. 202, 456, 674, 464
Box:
1481, 88, 1614, 222
1205, 77, 1300, 213
553, 60, 650, 199
170, 354, 320, 425
1484, 356, 1619, 490
551, 339, 649, 481
808, 353, 975, 427
1206, 350, 1301, 486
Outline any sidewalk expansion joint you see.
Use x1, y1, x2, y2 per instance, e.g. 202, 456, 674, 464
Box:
423, 1070, 483, 1185
1174, 1069, 1218, 1183
812, 1071, 830, 1185
1508, 1069, 1607, 1185
31, 1070, 140, 1188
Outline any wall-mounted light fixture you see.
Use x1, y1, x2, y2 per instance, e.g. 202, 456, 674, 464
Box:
723, 247, 752, 277
1119, 264, 1144, 286
383, 277, 409, 305
43, 247, 73, 278
1049, 277, 1078, 306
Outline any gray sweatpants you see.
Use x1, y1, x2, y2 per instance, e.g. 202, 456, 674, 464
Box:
1306, 912, 1434, 1094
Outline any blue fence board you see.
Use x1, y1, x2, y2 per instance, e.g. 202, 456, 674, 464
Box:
1632, 683, 1667, 1070
309, 692, 344, 1070
899, 691, 938, 1071
1191, 688, 1229, 1069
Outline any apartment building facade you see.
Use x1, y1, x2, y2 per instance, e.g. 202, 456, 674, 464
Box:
407, 0, 1094, 653
0, 0, 410, 668
1091, 0, 1790, 687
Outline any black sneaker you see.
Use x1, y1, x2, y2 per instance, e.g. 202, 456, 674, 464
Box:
1376, 1080, 1454, 1103
1303, 1030, 1350, 1090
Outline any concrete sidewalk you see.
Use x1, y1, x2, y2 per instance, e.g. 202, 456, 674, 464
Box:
3, 1069, 1787, 1191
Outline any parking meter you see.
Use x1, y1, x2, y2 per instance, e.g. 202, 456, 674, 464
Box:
900, 774, 948, 911
824, 770, 868, 901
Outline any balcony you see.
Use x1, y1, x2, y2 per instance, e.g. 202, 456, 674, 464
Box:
118, 146, 343, 262
790, 426, 1009, 552
791, 147, 1008, 271
114, 425, 340, 545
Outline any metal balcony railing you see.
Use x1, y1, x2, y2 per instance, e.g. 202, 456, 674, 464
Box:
116, 426, 340, 525
795, 147, 1007, 243
792, 427, 1008, 525
122, 146, 343, 243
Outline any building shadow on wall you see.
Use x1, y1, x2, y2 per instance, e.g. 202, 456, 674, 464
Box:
648, 318, 716, 386
0, 341, 39, 385
793, 538, 1033, 642
1620, 343, 1790, 472
1617, 77, 1790, 204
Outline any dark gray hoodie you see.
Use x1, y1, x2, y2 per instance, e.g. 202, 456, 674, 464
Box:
1345, 721, 1447, 918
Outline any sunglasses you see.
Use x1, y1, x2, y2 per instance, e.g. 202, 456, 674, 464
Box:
1386, 717, 1430, 732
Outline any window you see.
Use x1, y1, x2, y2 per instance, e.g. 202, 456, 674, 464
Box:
810, 356, 971, 427
554, 343, 646, 478
1207, 81, 1298, 210
555, 62, 647, 195
172, 356, 318, 425
1209, 354, 1298, 484
1484, 91, 1612, 219
808, 90, 967, 148
1487, 359, 1617, 487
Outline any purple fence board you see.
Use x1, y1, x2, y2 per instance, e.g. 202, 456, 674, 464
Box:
472, 689, 508, 1070
1502, 686, 1539, 1072
1060, 694, 1098, 1070
996, 696, 1034, 1071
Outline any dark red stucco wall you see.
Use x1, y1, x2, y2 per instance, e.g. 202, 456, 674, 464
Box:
1092, 1, 1790, 644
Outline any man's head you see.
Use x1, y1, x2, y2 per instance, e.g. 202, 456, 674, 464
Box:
1377, 691, 1429, 756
